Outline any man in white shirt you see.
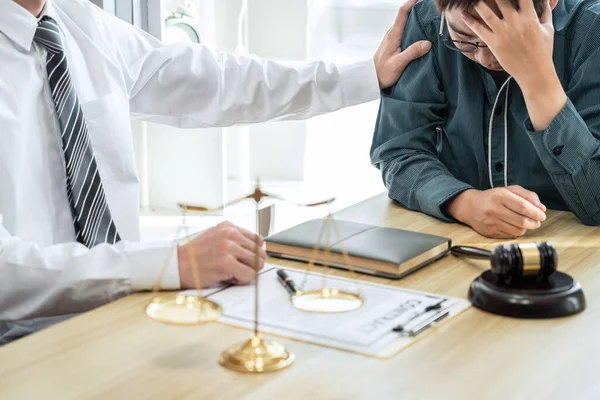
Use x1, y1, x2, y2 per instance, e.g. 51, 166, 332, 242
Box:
0, 0, 430, 343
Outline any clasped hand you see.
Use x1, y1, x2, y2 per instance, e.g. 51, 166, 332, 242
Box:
446, 185, 547, 238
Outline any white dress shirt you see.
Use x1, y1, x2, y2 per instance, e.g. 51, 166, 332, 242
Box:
0, 0, 379, 333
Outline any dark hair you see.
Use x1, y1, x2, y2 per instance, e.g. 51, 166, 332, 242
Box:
435, 0, 546, 16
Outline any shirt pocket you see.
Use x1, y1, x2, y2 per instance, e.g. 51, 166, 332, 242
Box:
80, 91, 137, 181
434, 127, 444, 155
435, 126, 462, 177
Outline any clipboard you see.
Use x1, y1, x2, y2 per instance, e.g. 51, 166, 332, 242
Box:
183, 265, 471, 359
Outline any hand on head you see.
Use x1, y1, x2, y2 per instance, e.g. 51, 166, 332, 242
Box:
445, 185, 547, 239
177, 221, 266, 289
454, 0, 555, 89
374, 0, 432, 89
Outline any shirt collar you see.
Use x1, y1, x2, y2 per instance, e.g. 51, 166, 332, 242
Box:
0, 0, 58, 52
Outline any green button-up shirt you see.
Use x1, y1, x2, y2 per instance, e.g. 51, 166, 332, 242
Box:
371, 0, 600, 224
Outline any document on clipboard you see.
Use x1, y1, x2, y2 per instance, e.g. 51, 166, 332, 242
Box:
182, 265, 470, 359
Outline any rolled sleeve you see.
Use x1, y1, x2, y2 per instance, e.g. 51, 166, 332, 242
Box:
525, 98, 599, 174
417, 176, 474, 222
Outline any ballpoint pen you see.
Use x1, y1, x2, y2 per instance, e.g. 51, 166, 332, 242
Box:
400, 309, 450, 336
392, 300, 449, 336
276, 269, 300, 295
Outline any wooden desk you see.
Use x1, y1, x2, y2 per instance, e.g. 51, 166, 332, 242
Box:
1, 194, 600, 400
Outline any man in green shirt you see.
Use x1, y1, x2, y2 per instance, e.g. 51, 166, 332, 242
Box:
371, 0, 600, 238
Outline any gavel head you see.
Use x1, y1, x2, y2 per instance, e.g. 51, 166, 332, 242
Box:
491, 242, 557, 280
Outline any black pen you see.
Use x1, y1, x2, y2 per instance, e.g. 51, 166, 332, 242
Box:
424, 300, 445, 312
276, 269, 299, 295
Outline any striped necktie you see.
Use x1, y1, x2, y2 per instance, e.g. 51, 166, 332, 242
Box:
34, 16, 121, 247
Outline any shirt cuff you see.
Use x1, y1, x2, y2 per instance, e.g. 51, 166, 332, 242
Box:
525, 98, 598, 174
417, 174, 473, 222
125, 240, 181, 291
338, 59, 380, 107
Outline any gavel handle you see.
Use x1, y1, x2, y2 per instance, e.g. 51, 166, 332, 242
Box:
450, 245, 493, 260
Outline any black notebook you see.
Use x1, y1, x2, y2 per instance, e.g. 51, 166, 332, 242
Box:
265, 218, 451, 279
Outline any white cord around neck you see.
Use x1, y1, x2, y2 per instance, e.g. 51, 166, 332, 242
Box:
503, 82, 510, 187
488, 76, 513, 188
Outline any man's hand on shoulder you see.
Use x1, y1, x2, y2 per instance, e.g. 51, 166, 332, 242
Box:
374, 0, 432, 90
445, 185, 547, 239
177, 221, 266, 289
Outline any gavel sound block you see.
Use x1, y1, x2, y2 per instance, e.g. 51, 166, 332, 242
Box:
451, 243, 586, 318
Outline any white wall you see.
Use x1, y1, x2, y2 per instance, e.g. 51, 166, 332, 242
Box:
226, 0, 310, 182
134, 0, 228, 213
301, 0, 396, 196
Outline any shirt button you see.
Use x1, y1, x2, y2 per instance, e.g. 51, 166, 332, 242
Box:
494, 106, 504, 116
495, 162, 504, 172
553, 145, 564, 156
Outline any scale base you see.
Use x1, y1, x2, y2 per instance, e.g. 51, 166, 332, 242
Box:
469, 270, 585, 318
219, 336, 294, 373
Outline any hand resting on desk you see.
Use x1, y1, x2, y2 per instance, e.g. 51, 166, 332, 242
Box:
445, 185, 547, 239
177, 221, 266, 288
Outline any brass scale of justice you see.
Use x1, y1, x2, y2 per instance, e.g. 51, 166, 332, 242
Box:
145, 179, 364, 373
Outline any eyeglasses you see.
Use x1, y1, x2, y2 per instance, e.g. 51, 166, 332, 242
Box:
438, 14, 488, 53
